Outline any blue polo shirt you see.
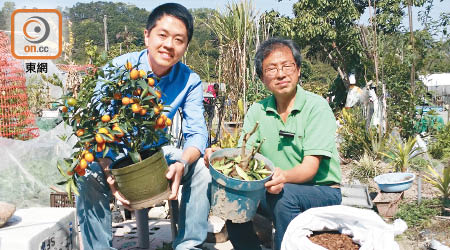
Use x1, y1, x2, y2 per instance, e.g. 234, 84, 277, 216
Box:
95, 49, 208, 157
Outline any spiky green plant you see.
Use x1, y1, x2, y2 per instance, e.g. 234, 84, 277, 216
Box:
381, 136, 423, 172
423, 164, 450, 203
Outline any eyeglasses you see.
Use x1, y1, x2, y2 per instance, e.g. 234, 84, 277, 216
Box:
264, 63, 297, 77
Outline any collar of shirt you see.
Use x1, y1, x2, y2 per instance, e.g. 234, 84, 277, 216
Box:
263, 85, 306, 115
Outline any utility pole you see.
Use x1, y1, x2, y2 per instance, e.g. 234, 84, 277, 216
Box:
103, 15, 109, 52
408, 0, 415, 91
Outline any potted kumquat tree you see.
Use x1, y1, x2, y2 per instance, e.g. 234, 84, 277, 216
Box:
57, 61, 172, 209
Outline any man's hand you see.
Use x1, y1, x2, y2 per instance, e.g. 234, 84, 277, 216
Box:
264, 167, 286, 194
166, 161, 185, 200
98, 158, 131, 209
106, 175, 132, 209
204, 147, 221, 167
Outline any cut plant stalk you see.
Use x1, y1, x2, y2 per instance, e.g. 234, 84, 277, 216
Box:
212, 122, 271, 181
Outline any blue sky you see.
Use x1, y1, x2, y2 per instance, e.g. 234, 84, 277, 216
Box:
9, 0, 450, 31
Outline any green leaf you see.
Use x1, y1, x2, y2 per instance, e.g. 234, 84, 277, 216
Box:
129, 151, 141, 163
235, 165, 250, 181
140, 87, 149, 99
213, 160, 222, 169
57, 180, 68, 185
80, 135, 95, 143
57, 161, 67, 178
233, 155, 242, 163
138, 80, 148, 90
223, 167, 233, 176
102, 146, 110, 158
256, 169, 272, 175
142, 95, 153, 102
251, 172, 262, 180
65, 180, 73, 203
70, 178, 79, 196
213, 162, 225, 171
250, 159, 256, 171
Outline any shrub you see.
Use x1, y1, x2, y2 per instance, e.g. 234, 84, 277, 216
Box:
429, 123, 450, 160
338, 108, 388, 160
409, 157, 430, 172
338, 107, 367, 159
350, 152, 385, 184
395, 198, 442, 228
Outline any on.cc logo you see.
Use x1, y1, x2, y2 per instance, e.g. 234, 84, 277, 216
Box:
11, 9, 62, 59
23, 16, 50, 44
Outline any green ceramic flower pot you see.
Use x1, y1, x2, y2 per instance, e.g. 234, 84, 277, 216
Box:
111, 149, 169, 209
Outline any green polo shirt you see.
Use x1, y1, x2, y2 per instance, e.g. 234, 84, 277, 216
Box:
238, 85, 341, 185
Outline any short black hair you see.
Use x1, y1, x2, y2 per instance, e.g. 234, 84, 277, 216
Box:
146, 3, 194, 43
254, 38, 302, 78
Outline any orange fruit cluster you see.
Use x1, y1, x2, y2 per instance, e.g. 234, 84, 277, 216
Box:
73, 150, 95, 176
155, 113, 172, 129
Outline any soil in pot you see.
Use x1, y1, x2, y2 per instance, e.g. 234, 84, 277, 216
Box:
112, 148, 158, 169
308, 231, 360, 250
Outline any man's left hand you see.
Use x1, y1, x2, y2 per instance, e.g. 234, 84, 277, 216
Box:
166, 161, 185, 200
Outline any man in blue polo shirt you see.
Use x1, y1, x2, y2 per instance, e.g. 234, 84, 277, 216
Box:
76, 3, 210, 250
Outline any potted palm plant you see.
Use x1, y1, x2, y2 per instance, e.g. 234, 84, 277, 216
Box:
57, 61, 172, 209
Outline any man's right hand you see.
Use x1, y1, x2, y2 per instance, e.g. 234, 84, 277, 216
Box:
204, 147, 221, 167
98, 158, 132, 210
265, 167, 286, 194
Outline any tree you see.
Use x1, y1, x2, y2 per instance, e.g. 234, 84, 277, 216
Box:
68, 2, 148, 63
0, 2, 15, 31
290, 0, 365, 87
184, 8, 220, 82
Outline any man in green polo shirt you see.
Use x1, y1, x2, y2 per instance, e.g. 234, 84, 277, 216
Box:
205, 38, 341, 250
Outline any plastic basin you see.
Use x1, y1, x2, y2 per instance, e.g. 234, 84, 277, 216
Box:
209, 148, 274, 223
374, 173, 415, 192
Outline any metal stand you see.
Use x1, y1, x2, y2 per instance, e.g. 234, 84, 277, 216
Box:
169, 199, 179, 241
136, 208, 149, 248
